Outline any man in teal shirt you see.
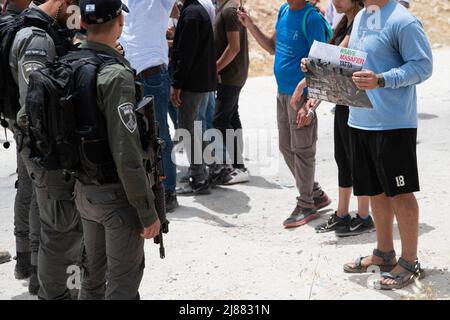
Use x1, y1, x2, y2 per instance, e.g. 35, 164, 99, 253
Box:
238, 1, 332, 228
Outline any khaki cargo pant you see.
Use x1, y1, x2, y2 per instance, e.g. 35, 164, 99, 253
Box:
74, 181, 145, 300
14, 147, 40, 266
277, 93, 322, 209
20, 143, 83, 300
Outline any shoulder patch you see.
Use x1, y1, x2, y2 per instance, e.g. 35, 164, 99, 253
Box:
31, 28, 47, 38
24, 49, 47, 57
118, 103, 137, 133
21, 61, 45, 84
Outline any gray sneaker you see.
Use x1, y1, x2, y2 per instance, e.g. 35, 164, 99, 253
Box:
283, 206, 319, 229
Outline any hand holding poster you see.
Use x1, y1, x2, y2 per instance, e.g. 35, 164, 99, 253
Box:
305, 41, 373, 108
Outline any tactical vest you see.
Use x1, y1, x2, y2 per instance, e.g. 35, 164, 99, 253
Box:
26, 49, 149, 186
73, 51, 122, 185
74, 55, 150, 185
0, 7, 75, 120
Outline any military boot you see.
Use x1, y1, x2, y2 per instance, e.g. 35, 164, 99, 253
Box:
0, 251, 11, 265
14, 252, 31, 279
28, 265, 40, 295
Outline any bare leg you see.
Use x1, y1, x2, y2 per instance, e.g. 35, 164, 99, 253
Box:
381, 193, 419, 285
337, 190, 370, 218
345, 193, 396, 268
371, 193, 395, 253
336, 187, 351, 217
357, 196, 370, 218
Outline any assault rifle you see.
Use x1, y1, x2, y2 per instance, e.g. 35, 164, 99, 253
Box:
135, 94, 170, 259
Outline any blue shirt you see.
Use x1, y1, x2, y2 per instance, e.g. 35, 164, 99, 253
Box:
274, 2, 327, 96
348, 0, 433, 130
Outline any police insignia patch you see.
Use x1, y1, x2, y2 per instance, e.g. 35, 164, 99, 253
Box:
118, 103, 137, 133
21, 61, 45, 85
24, 49, 47, 57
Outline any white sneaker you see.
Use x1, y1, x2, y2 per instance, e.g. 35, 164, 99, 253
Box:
224, 168, 250, 185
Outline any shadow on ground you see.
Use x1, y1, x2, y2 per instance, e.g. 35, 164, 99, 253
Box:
305, 211, 436, 246
175, 166, 277, 216
11, 291, 36, 300
169, 205, 238, 228
347, 268, 450, 300
11, 280, 36, 300
245, 175, 283, 190
418, 113, 438, 120
192, 187, 251, 215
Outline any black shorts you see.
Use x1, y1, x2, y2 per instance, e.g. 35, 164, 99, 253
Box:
349, 127, 419, 197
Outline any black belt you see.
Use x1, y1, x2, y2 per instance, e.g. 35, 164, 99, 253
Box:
137, 64, 166, 79
76, 172, 119, 186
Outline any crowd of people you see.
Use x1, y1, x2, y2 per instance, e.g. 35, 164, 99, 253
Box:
0, 0, 433, 299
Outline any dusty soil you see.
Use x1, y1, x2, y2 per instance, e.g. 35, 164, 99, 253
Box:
247, 0, 450, 76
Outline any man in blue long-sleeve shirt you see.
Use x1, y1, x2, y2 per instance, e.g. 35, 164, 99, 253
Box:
342, 0, 433, 290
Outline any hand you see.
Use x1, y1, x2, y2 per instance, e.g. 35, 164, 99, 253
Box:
166, 26, 176, 40
301, 58, 310, 73
171, 87, 182, 107
352, 70, 379, 90
115, 41, 124, 56
290, 79, 307, 110
237, 8, 253, 28
296, 99, 316, 128
141, 219, 161, 240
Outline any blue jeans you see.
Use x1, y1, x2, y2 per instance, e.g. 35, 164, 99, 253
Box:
167, 65, 179, 130
141, 68, 176, 194
168, 101, 178, 130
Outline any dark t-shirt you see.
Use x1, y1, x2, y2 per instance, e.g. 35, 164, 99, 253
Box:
332, 21, 353, 46
214, 0, 249, 87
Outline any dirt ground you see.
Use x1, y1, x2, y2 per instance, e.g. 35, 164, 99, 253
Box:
1, 47, 449, 300
0, 0, 448, 301
247, 0, 450, 77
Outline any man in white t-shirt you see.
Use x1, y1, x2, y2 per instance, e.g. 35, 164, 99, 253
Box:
120, 0, 179, 212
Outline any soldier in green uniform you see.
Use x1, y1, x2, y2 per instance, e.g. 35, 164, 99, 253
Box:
1, 0, 41, 295
9, 0, 82, 299
75, 0, 161, 300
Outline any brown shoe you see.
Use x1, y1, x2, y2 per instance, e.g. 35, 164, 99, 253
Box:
314, 191, 332, 210
283, 206, 319, 229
